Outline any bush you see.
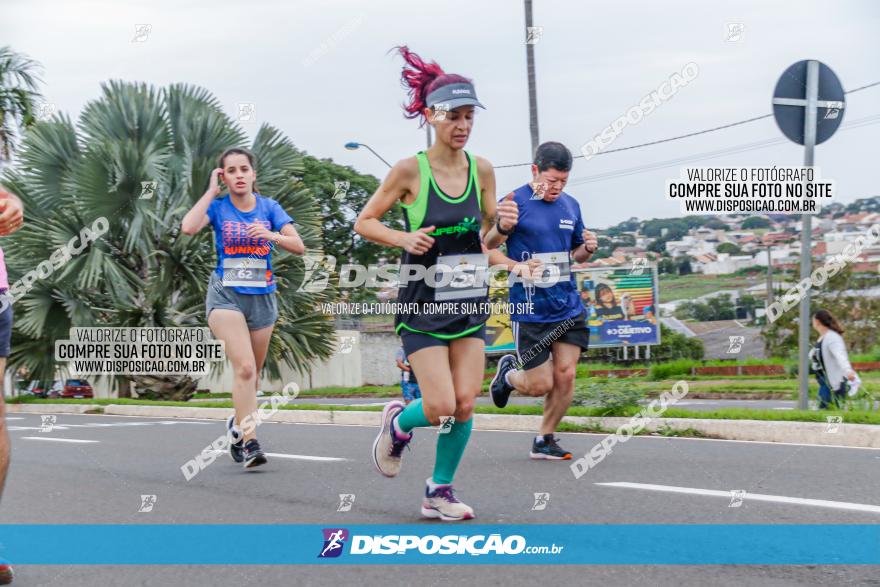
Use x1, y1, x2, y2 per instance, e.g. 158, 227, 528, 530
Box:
571, 379, 645, 416
650, 325, 705, 362
649, 358, 698, 380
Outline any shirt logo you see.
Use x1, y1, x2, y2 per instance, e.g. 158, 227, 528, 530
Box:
429, 217, 480, 237
559, 219, 574, 230
222, 220, 272, 255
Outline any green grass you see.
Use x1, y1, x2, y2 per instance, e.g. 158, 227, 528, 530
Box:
658, 274, 761, 302
656, 425, 708, 438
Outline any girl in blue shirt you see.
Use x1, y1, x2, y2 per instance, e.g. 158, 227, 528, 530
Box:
181, 148, 304, 469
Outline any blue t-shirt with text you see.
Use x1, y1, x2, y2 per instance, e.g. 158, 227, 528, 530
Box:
207, 194, 293, 294
503, 184, 585, 323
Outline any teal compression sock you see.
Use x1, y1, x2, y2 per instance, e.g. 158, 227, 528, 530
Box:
395, 398, 432, 433
432, 417, 474, 485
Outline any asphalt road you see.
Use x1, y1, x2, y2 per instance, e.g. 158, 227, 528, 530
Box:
3, 412, 880, 586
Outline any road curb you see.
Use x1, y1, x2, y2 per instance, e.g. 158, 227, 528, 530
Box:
7, 403, 101, 414
560, 416, 880, 448
8, 404, 880, 448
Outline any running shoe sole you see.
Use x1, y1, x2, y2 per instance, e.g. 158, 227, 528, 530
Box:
529, 451, 572, 460
420, 504, 475, 521
371, 400, 405, 477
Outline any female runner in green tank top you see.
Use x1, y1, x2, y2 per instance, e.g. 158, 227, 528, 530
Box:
355, 46, 518, 520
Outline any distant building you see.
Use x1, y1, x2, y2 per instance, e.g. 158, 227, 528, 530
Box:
700, 253, 755, 275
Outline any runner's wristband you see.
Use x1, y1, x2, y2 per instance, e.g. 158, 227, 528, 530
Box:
495, 221, 513, 236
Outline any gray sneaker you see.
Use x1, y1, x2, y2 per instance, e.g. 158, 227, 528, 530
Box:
372, 401, 412, 477
421, 482, 475, 521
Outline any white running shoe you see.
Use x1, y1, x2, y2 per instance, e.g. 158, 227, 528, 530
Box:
421, 481, 475, 521
371, 401, 411, 478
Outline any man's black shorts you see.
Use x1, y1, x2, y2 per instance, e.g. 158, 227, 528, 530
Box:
513, 311, 590, 370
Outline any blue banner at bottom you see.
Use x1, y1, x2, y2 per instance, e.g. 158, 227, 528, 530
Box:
2, 525, 879, 565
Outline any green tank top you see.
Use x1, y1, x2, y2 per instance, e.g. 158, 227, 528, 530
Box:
395, 150, 489, 338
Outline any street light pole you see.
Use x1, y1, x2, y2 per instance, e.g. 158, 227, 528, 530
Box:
765, 243, 773, 310
797, 60, 819, 411
344, 142, 392, 168
524, 0, 539, 155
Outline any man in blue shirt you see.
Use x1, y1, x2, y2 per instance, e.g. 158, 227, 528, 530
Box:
489, 142, 598, 460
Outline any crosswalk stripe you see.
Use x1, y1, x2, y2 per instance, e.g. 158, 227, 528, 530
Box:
21, 437, 99, 444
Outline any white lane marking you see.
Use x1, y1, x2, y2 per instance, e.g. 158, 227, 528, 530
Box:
5, 417, 24, 420
8, 421, 210, 431
292, 401, 389, 407
265, 452, 348, 462
21, 437, 99, 444
207, 450, 346, 462
773, 407, 795, 410
597, 482, 880, 514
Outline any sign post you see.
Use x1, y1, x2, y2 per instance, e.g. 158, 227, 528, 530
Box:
771, 60, 845, 410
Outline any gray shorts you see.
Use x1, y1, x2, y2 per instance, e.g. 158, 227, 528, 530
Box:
205, 273, 278, 331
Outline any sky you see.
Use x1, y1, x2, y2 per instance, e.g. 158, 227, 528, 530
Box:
3, 0, 878, 228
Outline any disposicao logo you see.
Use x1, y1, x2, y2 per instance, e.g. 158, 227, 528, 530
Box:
318, 528, 349, 558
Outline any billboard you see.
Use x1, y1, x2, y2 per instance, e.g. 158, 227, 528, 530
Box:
485, 263, 660, 353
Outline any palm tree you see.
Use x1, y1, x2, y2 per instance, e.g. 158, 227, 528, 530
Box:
1, 81, 335, 399
0, 46, 42, 162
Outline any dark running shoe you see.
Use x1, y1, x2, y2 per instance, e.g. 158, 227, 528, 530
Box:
372, 400, 412, 477
530, 434, 572, 460
226, 415, 244, 464
490, 354, 517, 408
242, 438, 268, 469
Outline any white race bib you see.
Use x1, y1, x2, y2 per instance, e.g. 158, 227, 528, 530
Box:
222, 257, 268, 288
434, 253, 488, 301
526, 251, 570, 286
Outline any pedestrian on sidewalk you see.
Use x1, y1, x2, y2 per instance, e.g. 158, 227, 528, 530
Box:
809, 309, 858, 409
395, 346, 421, 405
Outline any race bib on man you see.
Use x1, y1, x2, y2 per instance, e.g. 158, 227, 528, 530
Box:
528, 251, 569, 286
222, 257, 268, 288
434, 253, 488, 301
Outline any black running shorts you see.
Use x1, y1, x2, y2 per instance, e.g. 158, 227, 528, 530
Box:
513, 311, 590, 371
